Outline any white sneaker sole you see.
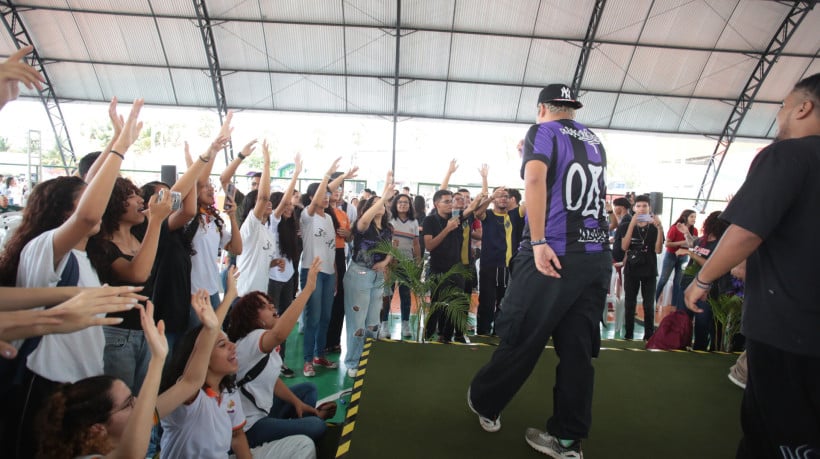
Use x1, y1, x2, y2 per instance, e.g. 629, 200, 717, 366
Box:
728, 372, 746, 389
467, 388, 501, 433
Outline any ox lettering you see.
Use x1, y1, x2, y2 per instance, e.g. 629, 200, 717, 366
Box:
565, 163, 605, 218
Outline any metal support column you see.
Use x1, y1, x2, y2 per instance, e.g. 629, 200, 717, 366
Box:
693, 0, 815, 211
192, 0, 234, 163
1, 1, 76, 174
390, 0, 401, 174
571, 0, 607, 94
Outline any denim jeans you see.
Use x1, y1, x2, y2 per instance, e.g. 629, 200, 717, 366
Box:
245, 382, 326, 446
343, 261, 384, 369
103, 326, 150, 393
268, 276, 295, 362
382, 282, 411, 322
301, 270, 335, 362
655, 251, 687, 307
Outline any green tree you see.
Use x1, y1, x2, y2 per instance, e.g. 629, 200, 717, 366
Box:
0, 136, 9, 152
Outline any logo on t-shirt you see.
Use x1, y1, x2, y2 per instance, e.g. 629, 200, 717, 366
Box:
227, 398, 236, 414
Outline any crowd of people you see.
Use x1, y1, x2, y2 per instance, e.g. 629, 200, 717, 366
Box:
0, 43, 817, 459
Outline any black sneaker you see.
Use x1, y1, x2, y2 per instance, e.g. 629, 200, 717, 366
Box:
524, 428, 582, 458
280, 366, 295, 378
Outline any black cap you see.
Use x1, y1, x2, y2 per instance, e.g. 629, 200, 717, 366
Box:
537, 84, 582, 109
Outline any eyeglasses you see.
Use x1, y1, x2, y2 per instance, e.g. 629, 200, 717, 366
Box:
112, 394, 135, 414
439, 200, 453, 204
397, 201, 410, 205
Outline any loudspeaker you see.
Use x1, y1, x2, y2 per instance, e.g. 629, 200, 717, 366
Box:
649, 192, 663, 215
160, 165, 177, 187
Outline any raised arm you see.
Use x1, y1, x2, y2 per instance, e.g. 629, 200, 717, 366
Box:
274, 154, 302, 219
328, 166, 359, 194
84, 98, 124, 183
168, 137, 229, 230
440, 159, 457, 190
197, 111, 233, 187
251, 140, 269, 222
307, 158, 341, 216
479, 163, 489, 196
0, 45, 44, 112
53, 99, 144, 262
260, 257, 319, 352
220, 139, 256, 191
356, 172, 394, 232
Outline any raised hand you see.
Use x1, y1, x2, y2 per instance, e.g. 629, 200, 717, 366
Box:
219, 110, 234, 139
139, 301, 168, 362
225, 265, 239, 298
191, 289, 218, 330
145, 193, 172, 222
293, 153, 303, 176
108, 97, 125, 141
382, 170, 395, 198
478, 163, 489, 178
243, 139, 258, 159
0, 45, 45, 110
207, 135, 231, 161
448, 159, 458, 175
47, 285, 146, 331
111, 98, 145, 154
325, 157, 342, 178
344, 166, 359, 180
303, 257, 321, 293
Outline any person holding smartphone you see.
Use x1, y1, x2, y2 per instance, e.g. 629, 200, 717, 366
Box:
616, 194, 664, 340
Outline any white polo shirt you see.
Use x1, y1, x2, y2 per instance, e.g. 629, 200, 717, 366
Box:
160, 387, 246, 459
235, 329, 283, 430
299, 211, 335, 274
236, 216, 276, 296
190, 215, 232, 295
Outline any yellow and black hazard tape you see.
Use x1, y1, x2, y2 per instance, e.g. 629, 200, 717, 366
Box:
335, 338, 373, 458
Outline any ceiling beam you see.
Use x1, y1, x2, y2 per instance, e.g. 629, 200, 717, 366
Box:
693, 0, 816, 211
572, 0, 607, 95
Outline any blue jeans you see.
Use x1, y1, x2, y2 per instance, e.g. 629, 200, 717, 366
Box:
656, 252, 687, 307
245, 382, 326, 447
343, 262, 384, 369
301, 270, 334, 362
103, 327, 150, 393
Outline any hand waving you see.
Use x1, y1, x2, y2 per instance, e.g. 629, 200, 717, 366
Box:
139, 301, 168, 362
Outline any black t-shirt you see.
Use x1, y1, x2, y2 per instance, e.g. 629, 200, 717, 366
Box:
96, 240, 151, 330
720, 135, 820, 357
618, 220, 658, 278
351, 222, 392, 269
150, 222, 193, 333
423, 212, 463, 274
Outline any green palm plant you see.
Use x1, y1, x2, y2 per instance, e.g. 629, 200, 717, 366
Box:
707, 294, 743, 352
373, 241, 471, 342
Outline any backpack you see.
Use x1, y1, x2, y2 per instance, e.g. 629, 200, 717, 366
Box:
0, 252, 80, 398
236, 354, 270, 413
646, 309, 692, 351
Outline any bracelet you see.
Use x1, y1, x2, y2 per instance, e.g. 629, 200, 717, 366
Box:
324, 174, 331, 180
530, 238, 548, 246
694, 274, 712, 290
199, 155, 210, 163
110, 150, 124, 160
237, 152, 246, 160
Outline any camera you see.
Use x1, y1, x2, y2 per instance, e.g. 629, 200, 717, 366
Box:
158, 189, 182, 211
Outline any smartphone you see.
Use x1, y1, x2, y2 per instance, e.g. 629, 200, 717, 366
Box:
452, 209, 462, 218
224, 182, 237, 210
636, 213, 653, 223
158, 189, 183, 211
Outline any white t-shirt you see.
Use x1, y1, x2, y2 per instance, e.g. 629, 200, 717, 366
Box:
267, 214, 295, 283
391, 217, 419, 259
17, 230, 104, 382
235, 329, 284, 430
299, 210, 335, 274
190, 215, 232, 295
160, 387, 246, 459
236, 216, 276, 296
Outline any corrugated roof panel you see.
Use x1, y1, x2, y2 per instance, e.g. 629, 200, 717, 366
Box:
445, 82, 519, 121
716, 1, 788, 52
640, 0, 734, 49
42, 62, 103, 101
735, 101, 778, 139
75, 0, 149, 13
532, 0, 593, 38
398, 80, 446, 117
610, 94, 688, 133
169, 68, 218, 107
622, 47, 710, 96
346, 76, 392, 114
756, 56, 816, 102
95, 64, 175, 105
572, 91, 619, 129
149, 0, 196, 17
345, 27, 395, 76
202, 0, 259, 20
268, 74, 346, 112
692, 52, 757, 100
581, 43, 632, 91
156, 18, 210, 68
515, 86, 540, 122
343, 0, 396, 26
596, 0, 653, 43
72, 12, 166, 65
399, 31, 451, 79
213, 21, 268, 71
453, 0, 540, 34
783, 5, 820, 55
522, 39, 581, 87
222, 71, 273, 109
18, 10, 86, 61
678, 99, 733, 135
402, 0, 455, 29
448, 34, 529, 83
259, 0, 343, 23
264, 24, 345, 73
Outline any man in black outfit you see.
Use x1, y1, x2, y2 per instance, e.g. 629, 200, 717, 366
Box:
616, 194, 663, 340
684, 73, 820, 458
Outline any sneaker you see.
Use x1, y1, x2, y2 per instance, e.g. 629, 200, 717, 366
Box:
454, 335, 471, 344
302, 362, 315, 377
466, 387, 501, 433
524, 428, 583, 458
280, 365, 295, 378
313, 357, 339, 369
378, 321, 391, 339
401, 320, 412, 338
346, 367, 358, 378
728, 351, 747, 389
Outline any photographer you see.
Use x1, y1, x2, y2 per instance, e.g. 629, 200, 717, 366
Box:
617, 194, 663, 340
